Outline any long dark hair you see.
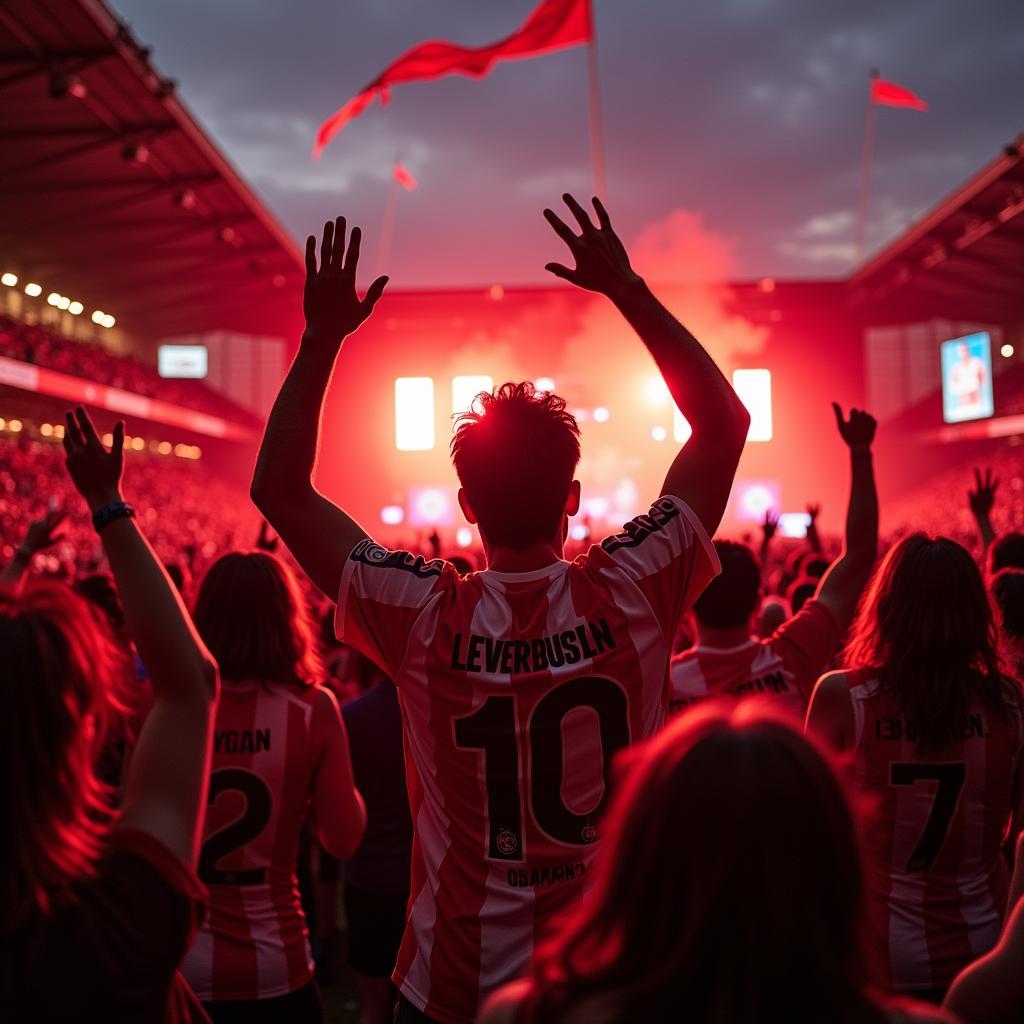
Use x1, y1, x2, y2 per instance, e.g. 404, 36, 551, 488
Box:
0, 581, 121, 928
843, 533, 1017, 753
525, 702, 887, 1024
193, 551, 324, 688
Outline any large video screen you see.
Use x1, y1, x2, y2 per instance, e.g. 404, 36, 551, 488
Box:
941, 332, 993, 424
158, 344, 208, 379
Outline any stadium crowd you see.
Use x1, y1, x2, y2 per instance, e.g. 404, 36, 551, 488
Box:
4, 197, 1024, 1024
0, 313, 256, 422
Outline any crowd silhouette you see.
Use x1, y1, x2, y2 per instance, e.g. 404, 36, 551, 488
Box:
3, 195, 1024, 1024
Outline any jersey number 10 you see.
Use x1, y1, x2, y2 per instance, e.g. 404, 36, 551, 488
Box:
454, 676, 630, 861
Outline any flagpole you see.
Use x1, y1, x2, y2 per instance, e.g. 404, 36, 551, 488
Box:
586, 0, 607, 199
376, 171, 400, 279
855, 68, 879, 264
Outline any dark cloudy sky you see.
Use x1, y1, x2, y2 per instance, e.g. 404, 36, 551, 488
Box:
114, 0, 1023, 287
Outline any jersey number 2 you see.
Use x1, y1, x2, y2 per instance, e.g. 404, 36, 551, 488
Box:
453, 677, 630, 861
889, 762, 966, 872
199, 768, 273, 885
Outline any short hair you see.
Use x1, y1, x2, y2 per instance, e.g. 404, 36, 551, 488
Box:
787, 576, 818, 615
693, 541, 761, 629
992, 569, 1024, 641
451, 381, 580, 550
990, 533, 1024, 575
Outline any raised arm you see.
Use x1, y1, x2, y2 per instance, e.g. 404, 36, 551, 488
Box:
251, 217, 388, 597
759, 508, 779, 573
543, 194, 749, 536
0, 506, 66, 588
63, 407, 217, 866
812, 404, 879, 629
968, 466, 998, 556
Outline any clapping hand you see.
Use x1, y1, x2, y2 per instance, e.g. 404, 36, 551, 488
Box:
303, 217, 388, 347
63, 406, 124, 512
543, 194, 642, 299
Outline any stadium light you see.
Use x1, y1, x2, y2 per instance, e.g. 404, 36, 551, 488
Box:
92, 310, 106, 324
1001, 344, 1014, 358
57, 296, 71, 311
395, 377, 435, 451
456, 527, 473, 547
534, 376, 555, 393
380, 505, 404, 525
1, 273, 17, 287
104, 315, 116, 328
24, 283, 41, 297
68, 301, 83, 316
732, 369, 773, 442
673, 406, 692, 444
593, 406, 610, 422
645, 376, 671, 404
452, 375, 493, 416
47, 292, 61, 306
651, 425, 667, 442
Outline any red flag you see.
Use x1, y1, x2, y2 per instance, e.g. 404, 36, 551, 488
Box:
394, 162, 417, 190
871, 78, 927, 111
313, 0, 592, 157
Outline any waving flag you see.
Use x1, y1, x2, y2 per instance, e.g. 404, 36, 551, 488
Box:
871, 78, 928, 111
393, 162, 417, 190
313, 0, 592, 158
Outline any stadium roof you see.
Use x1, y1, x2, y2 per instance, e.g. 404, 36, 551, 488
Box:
848, 133, 1024, 324
0, 0, 305, 343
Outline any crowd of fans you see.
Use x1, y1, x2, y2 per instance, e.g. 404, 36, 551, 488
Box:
0, 313, 256, 422
4, 197, 1024, 1024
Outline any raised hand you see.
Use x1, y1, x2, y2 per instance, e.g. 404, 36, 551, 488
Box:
543, 194, 642, 298
19, 506, 67, 555
303, 216, 388, 346
831, 403, 876, 452
806, 502, 821, 524
762, 508, 779, 540
256, 519, 279, 553
63, 406, 124, 511
968, 467, 999, 519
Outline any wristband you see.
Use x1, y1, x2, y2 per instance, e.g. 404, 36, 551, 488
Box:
92, 501, 135, 532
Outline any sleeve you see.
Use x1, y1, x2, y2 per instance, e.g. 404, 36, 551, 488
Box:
586, 496, 722, 643
768, 599, 843, 700
335, 538, 455, 679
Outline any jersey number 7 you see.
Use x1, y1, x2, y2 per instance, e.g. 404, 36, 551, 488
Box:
453, 676, 630, 861
889, 762, 966, 872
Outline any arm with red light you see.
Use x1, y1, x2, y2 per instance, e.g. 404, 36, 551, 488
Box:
968, 467, 998, 556
251, 217, 388, 598
0, 507, 66, 588
811, 404, 878, 629
543, 194, 749, 537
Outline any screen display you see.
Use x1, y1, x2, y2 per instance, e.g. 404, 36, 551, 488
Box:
778, 512, 811, 539
158, 345, 208, 379
941, 332, 993, 424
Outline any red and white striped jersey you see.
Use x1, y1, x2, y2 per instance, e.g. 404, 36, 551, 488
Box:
668, 600, 840, 720
335, 496, 718, 1024
846, 668, 1024, 992
181, 680, 330, 1001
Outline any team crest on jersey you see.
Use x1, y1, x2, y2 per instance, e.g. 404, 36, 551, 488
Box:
350, 540, 446, 577
496, 829, 519, 856
581, 824, 598, 844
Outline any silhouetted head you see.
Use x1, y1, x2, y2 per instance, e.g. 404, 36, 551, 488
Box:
451, 382, 581, 551
992, 568, 1024, 644
527, 702, 881, 1023
163, 560, 191, 595
73, 573, 124, 633
845, 533, 1012, 752
0, 581, 121, 926
802, 556, 831, 580
990, 532, 1024, 575
787, 575, 818, 615
193, 551, 323, 687
693, 540, 761, 630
